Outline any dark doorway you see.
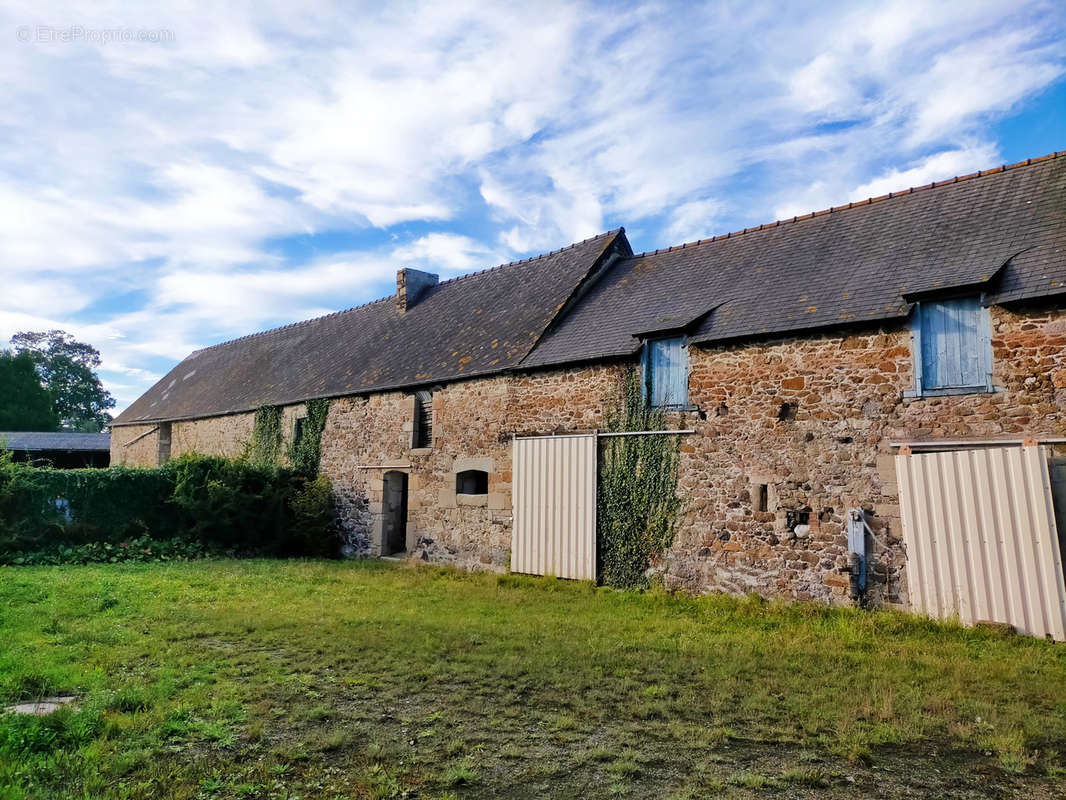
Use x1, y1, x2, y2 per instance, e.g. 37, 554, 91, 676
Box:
382, 471, 409, 555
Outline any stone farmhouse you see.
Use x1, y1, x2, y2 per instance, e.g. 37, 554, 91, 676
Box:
112, 152, 1066, 634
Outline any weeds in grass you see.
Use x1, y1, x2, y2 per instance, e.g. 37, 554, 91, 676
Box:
726, 770, 777, 788
548, 712, 579, 731
781, 766, 830, 787
104, 686, 150, 713
199, 774, 225, 793
606, 754, 641, 777
1, 669, 56, 702
1043, 749, 1066, 778
0, 560, 1063, 798
246, 718, 265, 742
441, 757, 478, 787
986, 730, 1038, 774
300, 725, 349, 754
365, 764, 403, 798
497, 742, 523, 759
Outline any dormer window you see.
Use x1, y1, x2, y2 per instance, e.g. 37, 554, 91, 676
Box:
909, 297, 993, 396
642, 336, 689, 408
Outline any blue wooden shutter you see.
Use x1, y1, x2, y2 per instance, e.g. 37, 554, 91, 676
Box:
647, 337, 688, 406
918, 298, 987, 390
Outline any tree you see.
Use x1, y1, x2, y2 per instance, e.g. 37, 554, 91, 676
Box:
11, 330, 116, 432
0, 350, 61, 431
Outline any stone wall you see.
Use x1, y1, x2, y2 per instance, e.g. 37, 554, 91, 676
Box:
111, 301, 1066, 608
318, 365, 623, 565
110, 423, 162, 466
110, 404, 307, 466
659, 302, 1066, 605
170, 412, 253, 458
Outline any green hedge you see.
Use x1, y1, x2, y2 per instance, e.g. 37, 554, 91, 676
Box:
0, 451, 338, 564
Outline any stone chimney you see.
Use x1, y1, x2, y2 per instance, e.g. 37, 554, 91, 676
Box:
396, 268, 439, 312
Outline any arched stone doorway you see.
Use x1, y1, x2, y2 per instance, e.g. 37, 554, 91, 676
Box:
381, 471, 409, 555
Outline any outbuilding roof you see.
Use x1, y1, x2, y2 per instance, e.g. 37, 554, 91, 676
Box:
0, 432, 111, 452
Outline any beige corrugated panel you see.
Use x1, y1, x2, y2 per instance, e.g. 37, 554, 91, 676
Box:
511, 434, 597, 580
896, 445, 1066, 640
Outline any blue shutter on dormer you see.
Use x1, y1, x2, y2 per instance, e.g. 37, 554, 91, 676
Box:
917, 298, 988, 390
645, 337, 688, 407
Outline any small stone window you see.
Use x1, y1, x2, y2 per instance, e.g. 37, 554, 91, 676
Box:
413, 390, 433, 448
157, 422, 172, 465
456, 469, 488, 495
751, 483, 768, 513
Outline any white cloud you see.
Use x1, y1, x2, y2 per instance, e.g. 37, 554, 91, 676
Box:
665, 199, 723, 244
771, 142, 1006, 221
392, 233, 506, 274
848, 144, 1003, 202
789, 53, 861, 115
904, 30, 1064, 145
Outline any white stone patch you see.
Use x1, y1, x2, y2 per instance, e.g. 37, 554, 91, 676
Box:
4, 695, 79, 715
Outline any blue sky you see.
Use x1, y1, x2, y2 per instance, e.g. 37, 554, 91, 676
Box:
2, 1, 1065, 412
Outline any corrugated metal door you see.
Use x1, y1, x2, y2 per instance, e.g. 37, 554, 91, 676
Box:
896, 445, 1066, 640
511, 434, 597, 580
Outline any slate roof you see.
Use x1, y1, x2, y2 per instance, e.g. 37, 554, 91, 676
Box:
114, 230, 628, 424
114, 151, 1066, 425
0, 432, 111, 452
524, 151, 1066, 368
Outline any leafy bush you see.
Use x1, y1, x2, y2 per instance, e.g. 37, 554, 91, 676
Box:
169, 455, 337, 557
0, 450, 340, 564
0, 449, 178, 553
287, 475, 337, 556
8, 536, 212, 566
169, 455, 291, 550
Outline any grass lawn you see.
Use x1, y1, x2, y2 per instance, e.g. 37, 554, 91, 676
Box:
1, 561, 1065, 799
